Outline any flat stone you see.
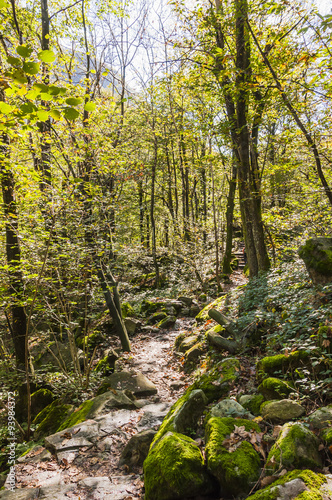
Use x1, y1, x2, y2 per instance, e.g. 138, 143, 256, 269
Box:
261, 399, 305, 422
45, 420, 100, 453
17, 446, 52, 464
97, 409, 139, 434
137, 403, 170, 430
97, 371, 157, 397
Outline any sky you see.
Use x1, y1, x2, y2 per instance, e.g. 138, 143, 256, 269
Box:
315, 0, 332, 14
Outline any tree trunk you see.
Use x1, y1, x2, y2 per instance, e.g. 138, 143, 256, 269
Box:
222, 151, 237, 274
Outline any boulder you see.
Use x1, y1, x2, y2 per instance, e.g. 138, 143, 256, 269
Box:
30, 388, 55, 419
195, 294, 227, 323
57, 390, 136, 431
205, 417, 261, 497
124, 317, 141, 335
261, 399, 305, 422
96, 371, 157, 397
256, 351, 311, 382
238, 394, 265, 416
33, 342, 74, 371
157, 315, 176, 329
192, 357, 240, 403
257, 377, 294, 400
147, 311, 167, 325
266, 422, 322, 474
137, 402, 170, 431
119, 429, 157, 469
210, 399, 254, 420
33, 401, 74, 439
94, 347, 119, 375
308, 404, 332, 429
246, 469, 328, 500
151, 390, 207, 446
144, 432, 216, 500
177, 296, 193, 307
184, 342, 206, 366
178, 334, 200, 353
299, 237, 332, 284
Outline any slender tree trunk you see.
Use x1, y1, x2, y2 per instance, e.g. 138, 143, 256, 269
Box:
222, 151, 237, 274
0, 130, 27, 366
150, 133, 160, 287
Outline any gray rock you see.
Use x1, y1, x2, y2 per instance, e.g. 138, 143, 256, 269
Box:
271, 478, 308, 499
171, 390, 207, 435
17, 446, 52, 464
184, 344, 205, 364
178, 296, 193, 306
266, 422, 322, 474
210, 399, 254, 419
119, 429, 157, 468
97, 409, 140, 434
137, 402, 170, 430
261, 399, 305, 422
178, 335, 199, 353
124, 317, 141, 335
97, 371, 157, 397
308, 404, 332, 429
147, 312, 167, 325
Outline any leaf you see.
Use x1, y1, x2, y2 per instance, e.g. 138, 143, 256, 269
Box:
49, 85, 66, 96
36, 110, 49, 121
40, 92, 53, 102
0, 102, 14, 114
0, 0, 9, 9
49, 109, 61, 120
63, 107, 80, 120
7, 56, 21, 67
16, 45, 33, 58
20, 102, 37, 114
65, 97, 83, 106
84, 101, 96, 112
23, 61, 40, 75
38, 50, 56, 63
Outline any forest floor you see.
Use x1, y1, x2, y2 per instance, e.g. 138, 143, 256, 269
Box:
2, 270, 247, 500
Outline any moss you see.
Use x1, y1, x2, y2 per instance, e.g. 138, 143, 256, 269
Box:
321, 427, 332, 446
258, 377, 294, 400
266, 423, 321, 474
195, 294, 227, 323
57, 399, 94, 431
33, 401, 73, 437
298, 238, 332, 275
140, 299, 166, 316
256, 351, 311, 381
121, 301, 135, 318
192, 357, 240, 403
178, 334, 200, 353
174, 332, 187, 350
144, 431, 216, 500
157, 315, 176, 329
205, 417, 261, 496
240, 394, 265, 415
247, 470, 326, 500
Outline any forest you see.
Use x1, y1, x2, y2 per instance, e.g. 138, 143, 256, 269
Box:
0, 0, 332, 498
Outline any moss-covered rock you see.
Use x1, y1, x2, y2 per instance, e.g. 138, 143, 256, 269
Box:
195, 294, 227, 323
321, 427, 332, 446
191, 357, 240, 403
94, 348, 119, 375
144, 431, 217, 500
205, 417, 261, 497
178, 334, 200, 353
147, 311, 167, 325
266, 422, 322, 474
246, 469, 327, 500
57, 390, 136, 431
151, 389, 207, 447
261, 399, 305, 422
299, 237, 332, 285
140, 299, 167, 316
256, 351, 311, 382
210, 399, 254, 419
157, 315, 176, 329
308, 404, 332, 430
33, 401, 74, 438
30, 388, 55, 419
183, 342, 206, 367
258, 377, 294, 400
238, 394, 265, 416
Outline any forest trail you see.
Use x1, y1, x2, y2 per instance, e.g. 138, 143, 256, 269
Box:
1, 271, 247, 500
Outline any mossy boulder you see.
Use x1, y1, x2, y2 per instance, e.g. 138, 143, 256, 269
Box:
30, 388, 55, 419
33, 401, 74, 439
183, 342, 206, 368
321, 427, 332, 446
57, 390, 136, 431
178, 334, 200, 353
144, 431, 217, 500
266, 422, 322, 474
151, 389, 207, 447
147, 311, 167, 325
195, 294, 227, 323
157, 315, 176, 329
258, 377, 294, 400
261, 399, 305, 422
210, 399, 254, 420
299, 237, 332, 285
191, 357, 240, 403
256, 351, 311, 382
246, 469, 327, 500
205, 417, 261, 497
119, 429, 157, 469
94, 348, 119, 375
238, 394, 265, 416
